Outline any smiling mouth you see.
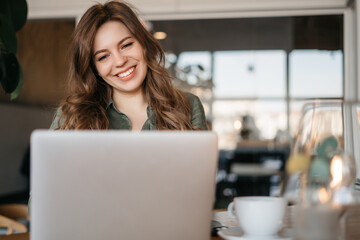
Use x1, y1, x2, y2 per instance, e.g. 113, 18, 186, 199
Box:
116, 67, 135, 78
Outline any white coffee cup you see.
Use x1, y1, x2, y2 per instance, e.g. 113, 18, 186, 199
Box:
227, 196, 286, 237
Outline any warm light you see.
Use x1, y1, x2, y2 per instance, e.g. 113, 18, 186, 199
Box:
330, 155, 343, 188
234, 119, 242, 130
153, 32, 167, 40
318, 186, 330, 203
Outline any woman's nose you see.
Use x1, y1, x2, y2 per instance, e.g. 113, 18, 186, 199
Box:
113, 52, 127, 67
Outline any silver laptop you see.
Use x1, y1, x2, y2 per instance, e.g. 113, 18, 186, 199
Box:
30, 130, 218, 240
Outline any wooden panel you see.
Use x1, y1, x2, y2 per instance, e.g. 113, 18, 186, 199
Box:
152, 15, 343, 53
0, 20, 75, 106
294, 15, 343, 50
152, 17, 293, 53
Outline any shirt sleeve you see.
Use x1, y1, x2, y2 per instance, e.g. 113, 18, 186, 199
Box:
185, 93, 208, 130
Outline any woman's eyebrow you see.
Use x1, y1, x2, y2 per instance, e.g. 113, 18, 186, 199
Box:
93, 36, 132, 57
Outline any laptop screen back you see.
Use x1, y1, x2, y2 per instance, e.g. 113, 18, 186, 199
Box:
30, 130, 218, 240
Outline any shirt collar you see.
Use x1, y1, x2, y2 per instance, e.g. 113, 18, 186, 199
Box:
106, 98, 153, 120
106, 98, 114, 110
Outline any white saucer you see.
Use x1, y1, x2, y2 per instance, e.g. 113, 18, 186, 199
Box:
218, 227, 293, 240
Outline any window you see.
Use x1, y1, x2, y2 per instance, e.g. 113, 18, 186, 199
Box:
214, 50, 286, 98
290, 50, 343, 98
152, 15, 343, 149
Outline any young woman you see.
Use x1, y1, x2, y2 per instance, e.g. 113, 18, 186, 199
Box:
50, 0, 207, 131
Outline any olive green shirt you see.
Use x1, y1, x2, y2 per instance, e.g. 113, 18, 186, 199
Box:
50, 92, 207, 130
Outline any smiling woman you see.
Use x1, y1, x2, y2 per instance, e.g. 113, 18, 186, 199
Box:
50, 0, 207, 131
93, 21, 148, 99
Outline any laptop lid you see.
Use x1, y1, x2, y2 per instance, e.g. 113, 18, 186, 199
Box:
30, 130, 218, 240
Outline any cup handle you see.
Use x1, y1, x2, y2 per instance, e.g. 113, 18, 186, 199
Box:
227, 201, 236, 218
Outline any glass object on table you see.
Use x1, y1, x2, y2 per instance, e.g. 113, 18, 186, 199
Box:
284, 101, 342, 203
283, 100, 358, 240
283, 100, 359, 201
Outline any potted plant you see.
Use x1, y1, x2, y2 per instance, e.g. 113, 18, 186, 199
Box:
0, 0, 28, 99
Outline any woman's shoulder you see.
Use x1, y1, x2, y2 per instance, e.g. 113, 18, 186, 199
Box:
181, 92, 207, 130
182, 92, 201, 104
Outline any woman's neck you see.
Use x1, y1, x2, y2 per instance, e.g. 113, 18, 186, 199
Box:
112, 89, 148, 131
112, 89, 147, 113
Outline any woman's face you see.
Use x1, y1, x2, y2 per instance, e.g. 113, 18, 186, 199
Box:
93, 21, 147, 96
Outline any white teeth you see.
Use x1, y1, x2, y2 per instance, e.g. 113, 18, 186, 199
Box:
117, 67, 134, 78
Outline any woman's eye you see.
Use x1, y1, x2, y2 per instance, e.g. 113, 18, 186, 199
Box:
98, 55, 108, 61
122, 42, 133, 49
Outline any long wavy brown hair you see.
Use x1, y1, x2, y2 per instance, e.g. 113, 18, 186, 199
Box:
57, 0, 198, 130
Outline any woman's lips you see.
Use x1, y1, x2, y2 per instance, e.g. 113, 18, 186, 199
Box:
115, 66, 136, 81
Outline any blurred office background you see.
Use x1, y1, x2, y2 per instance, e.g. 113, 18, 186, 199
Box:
0, 0, 358, 208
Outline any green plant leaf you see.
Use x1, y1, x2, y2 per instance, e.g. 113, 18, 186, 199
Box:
0, 48, 20, 93
0, 13, 17, 53
10, 67, 23, 100
0, 0, 28, 32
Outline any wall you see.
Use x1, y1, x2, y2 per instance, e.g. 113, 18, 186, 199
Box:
0, 104, 53, 195
0, 20, 75, 105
